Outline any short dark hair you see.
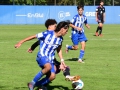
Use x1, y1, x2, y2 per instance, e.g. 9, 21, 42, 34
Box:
55, 21, 69, 32
45, 19, 57, 29
100, 0, 104, 3
77, 5, 84, 10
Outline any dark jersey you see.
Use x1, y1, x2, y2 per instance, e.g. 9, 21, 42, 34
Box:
96, 6, 105, 23
96, 6, 105, 18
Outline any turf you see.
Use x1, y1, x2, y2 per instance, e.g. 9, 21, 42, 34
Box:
0, 24, 120, 90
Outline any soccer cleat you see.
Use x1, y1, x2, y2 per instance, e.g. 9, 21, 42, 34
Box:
27, 82, 34, 90
78, 59, 85, 63
95, 32, 98, 36
99, 34, 103, 37
65, 75, 80, 81
39, 86, 48, 90
65, 45, 69, 53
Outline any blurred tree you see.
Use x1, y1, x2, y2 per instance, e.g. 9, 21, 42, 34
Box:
0, 0, 12, 5
114, 0, 120, 5
0, 0, 119, 6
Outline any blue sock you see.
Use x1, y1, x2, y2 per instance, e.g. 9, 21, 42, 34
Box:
32, 71, 43, 84
67, 45, 72, 50
35, 77, 50, 86
79, 50, 84, 60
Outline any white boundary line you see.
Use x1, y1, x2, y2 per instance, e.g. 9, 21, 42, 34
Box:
0, 38, 120, 44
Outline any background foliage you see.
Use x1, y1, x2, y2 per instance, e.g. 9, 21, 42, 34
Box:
0, 0, 120, 5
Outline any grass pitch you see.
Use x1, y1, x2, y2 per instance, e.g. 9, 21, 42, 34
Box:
0, 24, 120, 90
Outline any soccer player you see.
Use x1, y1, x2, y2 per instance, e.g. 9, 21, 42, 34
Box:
65, 5, 90, 63
95, 0, 105, 36
15, 20, 69, 90
28, 41, 80, 89
28, 35, 80, 90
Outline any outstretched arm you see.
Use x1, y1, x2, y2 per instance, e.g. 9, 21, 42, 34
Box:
28, 40, 39, 53
15, 35, 36, 48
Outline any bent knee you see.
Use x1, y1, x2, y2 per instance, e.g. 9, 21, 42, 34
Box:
49, 73, 56, 81
44, 63, 52, 72
73, 46, 79, 50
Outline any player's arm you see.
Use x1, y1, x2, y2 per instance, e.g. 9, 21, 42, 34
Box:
28, 40, 39, 53
15, 35, 36, 48
57, 44, 67, 70
69, 23, 82, 31
95, 7, 98, 22
85, 24, 90, 29
103, 7, 105, 22
84, 18, 90, 29
69, 18, 82, 31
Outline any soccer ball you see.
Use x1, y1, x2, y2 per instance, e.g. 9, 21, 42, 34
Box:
72, 79, 84, 90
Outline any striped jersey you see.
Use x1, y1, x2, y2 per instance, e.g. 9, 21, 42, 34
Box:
36, 30, 63, 63
71, 14, 88, 34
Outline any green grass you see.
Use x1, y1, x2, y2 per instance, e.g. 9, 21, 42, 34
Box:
0, 24, 120, 90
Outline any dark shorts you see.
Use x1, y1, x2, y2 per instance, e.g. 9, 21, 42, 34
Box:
98, 16, 104, 23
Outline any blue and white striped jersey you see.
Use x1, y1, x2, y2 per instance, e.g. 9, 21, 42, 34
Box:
71, 14, 88, 34
36, 30, 63, 63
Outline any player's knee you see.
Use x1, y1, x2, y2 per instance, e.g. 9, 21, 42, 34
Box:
73, 46, 78, 50
99, 24, 103, 27
49, 73, 56, 81
44, 63, 52, 73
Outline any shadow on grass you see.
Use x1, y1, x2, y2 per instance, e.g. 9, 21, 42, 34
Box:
65, 58, 86, 61
35, 84, 74, 90
0, 85, 8, 89
14, 86, 27, 89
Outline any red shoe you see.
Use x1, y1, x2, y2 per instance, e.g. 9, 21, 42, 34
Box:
65, 75, 80, 81
95, 32, 98, 36
99, 34, 103, 37
27, 82, 34, 90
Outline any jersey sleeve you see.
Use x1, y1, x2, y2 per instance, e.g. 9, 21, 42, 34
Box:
96, 7, 98, 12
103, 7, 105, 13
36, 31, 48, 39
71, 15, 77, 24
84, 16, 88, 24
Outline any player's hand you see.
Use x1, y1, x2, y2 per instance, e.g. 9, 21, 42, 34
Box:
103, 19, 105, 23
61, 61, 67, 68
27, 48, 33, 53
96, 18, 98, 22
59, 64, 66, 71
88, 25, 90, 29
76, 27, 82, 31
14, 43, 21, 48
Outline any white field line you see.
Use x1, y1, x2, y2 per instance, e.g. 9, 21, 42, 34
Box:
0, 38, 120, 44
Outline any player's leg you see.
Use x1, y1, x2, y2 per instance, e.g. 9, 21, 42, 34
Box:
66, 34, 79, 53
78, 41, 86, 63
78, 35, 87, 63
35, 63, 56, 90
27, 56, 51, 90
99, 22, 103, 36
95, 20, 101, 36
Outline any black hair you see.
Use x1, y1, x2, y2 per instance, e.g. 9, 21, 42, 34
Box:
100, 0, 104, 3
55, 21, 69, 32
45, 19, 57, 29
77, 5, 84, 10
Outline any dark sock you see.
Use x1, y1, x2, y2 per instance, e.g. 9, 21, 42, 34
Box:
63, 67, 70, 76
96, 26, 100, 32
99, 27, 102, 35
35, 77, 50, 87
